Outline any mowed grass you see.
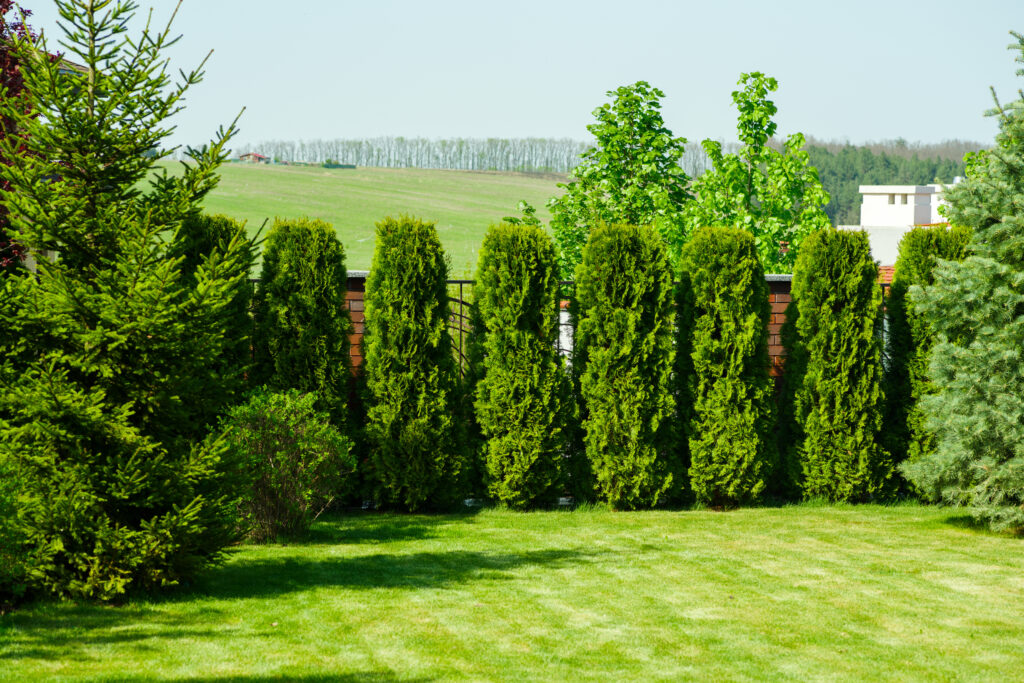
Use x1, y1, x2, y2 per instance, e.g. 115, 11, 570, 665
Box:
173, 162, 565, 276
2, 505, 1022, 681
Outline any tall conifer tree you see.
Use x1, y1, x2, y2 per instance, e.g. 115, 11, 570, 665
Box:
902, 33, 1024, 532
678, 227, 775, 506
573, 223, 677, 508
0, 0, 253, 599
363, 216, 463, 510
468, 223, 573, 508
786, 229, 892, 501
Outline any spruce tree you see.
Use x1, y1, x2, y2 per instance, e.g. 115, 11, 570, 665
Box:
884, 225, 970, 480
573, 223, 677, 508
786, 229, 892, 501
902, 33, 1024, 531
252, 217, 352, 423
0, 0, 252, 599
468, 222, 573, 508
678, 227, 775, 506
363, 216, 463, 510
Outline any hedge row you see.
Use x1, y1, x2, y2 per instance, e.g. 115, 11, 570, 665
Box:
197, 217, 963, 514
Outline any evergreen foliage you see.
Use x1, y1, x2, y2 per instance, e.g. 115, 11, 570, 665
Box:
901, 33, 1024, 532
549, 82, 691, 273
170, 212, 257, 417
252, 217, 351, 423
786, 229, 892, 501
363, 216, 463, 510
678, 227, 775, 506
0, 0, 251, 599
219, 389, 354, 542
468, 222, 573, 508
573, 223, 677, 508
884, 225, 971, 477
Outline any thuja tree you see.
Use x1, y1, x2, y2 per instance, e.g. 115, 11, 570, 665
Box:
884, 225, 971, 478
252, 217, 352, 423
574, 223, 677, 508
468, 222, 574, 508
549, 82, 691, 274
169, 212, 258, 420
0, 0, 253, 599
685, 73, 830, 272
363, 216, 463, 510
902, 33, 1024, 531
678, 227, 774, 506
786, 229, 892, 501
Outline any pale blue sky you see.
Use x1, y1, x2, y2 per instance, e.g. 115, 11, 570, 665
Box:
20, 0, 1024, 150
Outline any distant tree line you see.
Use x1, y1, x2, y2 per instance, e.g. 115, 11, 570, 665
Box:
232, 136, 721, 177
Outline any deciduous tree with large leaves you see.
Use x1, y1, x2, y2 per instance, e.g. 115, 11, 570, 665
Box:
549, 82, 691, 273
685, 73, 830, 272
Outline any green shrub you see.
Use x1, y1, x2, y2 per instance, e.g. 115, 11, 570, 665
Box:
786, 229, 892, 501
170, 212, 257, 418
220, 389, 354, 542
884, 225, 971, 481
253, 217, 352, 423
573, 223, 677, 509
468, 222, 574, 508
363, 216, 464, 510
678, 227, 775, 506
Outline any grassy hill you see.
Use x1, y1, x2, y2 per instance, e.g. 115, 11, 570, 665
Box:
178, 162, 565, 276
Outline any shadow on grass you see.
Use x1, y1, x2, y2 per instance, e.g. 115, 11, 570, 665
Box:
942, 514, 1023, 537
192, 547, 594, 601
292, 511, 479, 546
1, 547, 594, 671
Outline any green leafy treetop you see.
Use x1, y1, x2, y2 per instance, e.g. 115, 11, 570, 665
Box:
0, 0, 255, 599
685, 73, 830, 272
549, 82, 691, 273
902, 32, 1024, 532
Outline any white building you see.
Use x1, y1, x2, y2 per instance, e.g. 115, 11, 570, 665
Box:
839, 183, 952, 266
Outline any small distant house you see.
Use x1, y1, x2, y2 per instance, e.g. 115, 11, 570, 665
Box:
838, 182, 958, 280
239, 152, 269, 164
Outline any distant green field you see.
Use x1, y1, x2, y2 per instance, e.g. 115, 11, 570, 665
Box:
171, 162, 566, 276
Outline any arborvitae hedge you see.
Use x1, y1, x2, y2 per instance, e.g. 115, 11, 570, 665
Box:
468, 222, 573, 508
884, 225, 971, 478
252, 217, 352, 423
170, 212, 257, 418
678, 227, 774, 506
573, 223, 677, 509
363, 216, 463, 510
786, 229, 892, 501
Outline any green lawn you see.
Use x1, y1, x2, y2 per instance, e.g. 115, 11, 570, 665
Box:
179, 163, 565, 277
2, 505, 1022, 681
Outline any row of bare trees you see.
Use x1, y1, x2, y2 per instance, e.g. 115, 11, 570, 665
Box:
229, 137, 724, 176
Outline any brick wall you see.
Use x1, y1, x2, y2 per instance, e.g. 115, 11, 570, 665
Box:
766, 275, 792, 378
346, 270, 367, 370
